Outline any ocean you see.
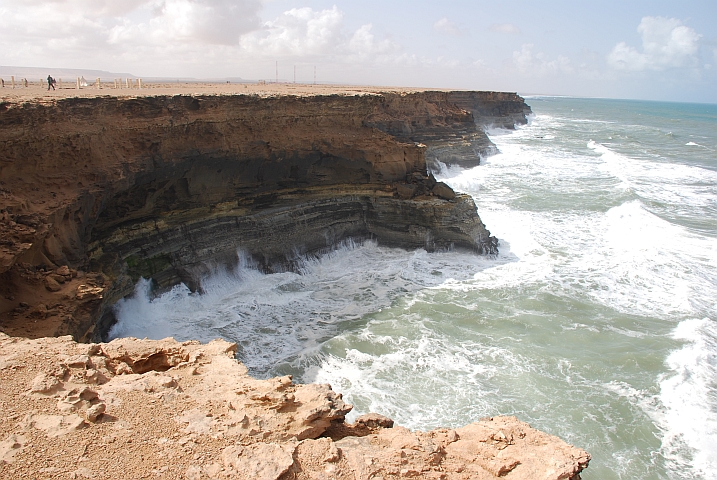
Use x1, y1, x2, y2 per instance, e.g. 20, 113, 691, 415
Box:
109, 97, 717, 480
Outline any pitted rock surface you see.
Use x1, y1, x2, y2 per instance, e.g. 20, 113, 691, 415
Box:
0, 333, 590, 479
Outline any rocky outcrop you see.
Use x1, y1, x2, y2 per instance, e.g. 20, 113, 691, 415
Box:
0, 91, 529, 341
448, 91, 532, 130
426, 92, 533, 170
363, 91, 532, 170
0, 332, 591, 479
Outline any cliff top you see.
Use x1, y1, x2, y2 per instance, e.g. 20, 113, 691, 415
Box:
0, 81, 523, 106
1, 81, 453, 104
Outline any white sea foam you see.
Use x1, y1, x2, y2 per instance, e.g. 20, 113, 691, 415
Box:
685, 142, 714, 151
484, 126, 515, 136
556, 117, 616, 124
658, 318, 717, 479
585, 200, 707, 317
309, 321, 528, 428
487, 115, 717, 478
588, 140, 717, 209
588, 140, 632, 190
449, 134, 713, 321
110, 240, 501, 376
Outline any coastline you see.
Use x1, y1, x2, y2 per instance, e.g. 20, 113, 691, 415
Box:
0, 85, 590, 479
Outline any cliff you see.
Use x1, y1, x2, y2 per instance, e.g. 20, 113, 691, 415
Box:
0, 87, 590, 479
0, 333, 590, 479
0, 89, 529, 342
363, 91, 532, 170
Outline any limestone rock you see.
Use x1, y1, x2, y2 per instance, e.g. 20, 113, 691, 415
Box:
75, 284, 103, 301
222, 443, 297, 480
432, 181, 457, 200
0, 434, 26, 464
56, 265, 71, 276
43, 275, 62, 292
84, 403, 105, 422
0, 333, 590, 479
355, 412, 395, 429
22, 413, 86, 437
29, 373, 62, 394
396, 183, 419, 199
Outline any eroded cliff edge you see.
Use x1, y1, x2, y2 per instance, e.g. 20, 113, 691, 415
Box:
0, 90, 529, 342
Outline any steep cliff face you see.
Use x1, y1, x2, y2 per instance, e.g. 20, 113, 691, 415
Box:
448, 91, 533, 129
364, 91, 532, 170
0, 90, 530, 341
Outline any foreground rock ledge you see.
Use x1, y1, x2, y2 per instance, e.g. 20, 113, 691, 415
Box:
0, 333, 590, 479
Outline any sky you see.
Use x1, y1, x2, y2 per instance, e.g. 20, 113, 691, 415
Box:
1, 0, 716, 102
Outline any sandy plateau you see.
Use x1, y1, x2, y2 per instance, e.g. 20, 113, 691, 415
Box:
0, 81, 453, 102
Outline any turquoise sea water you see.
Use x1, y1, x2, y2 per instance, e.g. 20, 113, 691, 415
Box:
111, 97, 717, 480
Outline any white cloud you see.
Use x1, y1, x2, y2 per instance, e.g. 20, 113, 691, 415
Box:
150, 0, 262, 45
489, 23, 521, 35
607, 16, 701, 71
0, 2, 409, 73
0, 2, 468, 82
241, 6, 344, 56
513, 44, 573, 75
240, 9, 399, 61
0, 0, 263, 52
473, 59, 488, 68
348, 24, 398, 59
433, 18, 461, 36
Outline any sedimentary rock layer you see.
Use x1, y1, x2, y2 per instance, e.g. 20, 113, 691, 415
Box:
0, 90, 529, 341
0, 333, 590, 479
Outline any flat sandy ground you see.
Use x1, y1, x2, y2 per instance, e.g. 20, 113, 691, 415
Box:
0, 81, 442, 103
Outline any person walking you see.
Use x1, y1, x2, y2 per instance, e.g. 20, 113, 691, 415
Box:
47, 75, 55, 91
